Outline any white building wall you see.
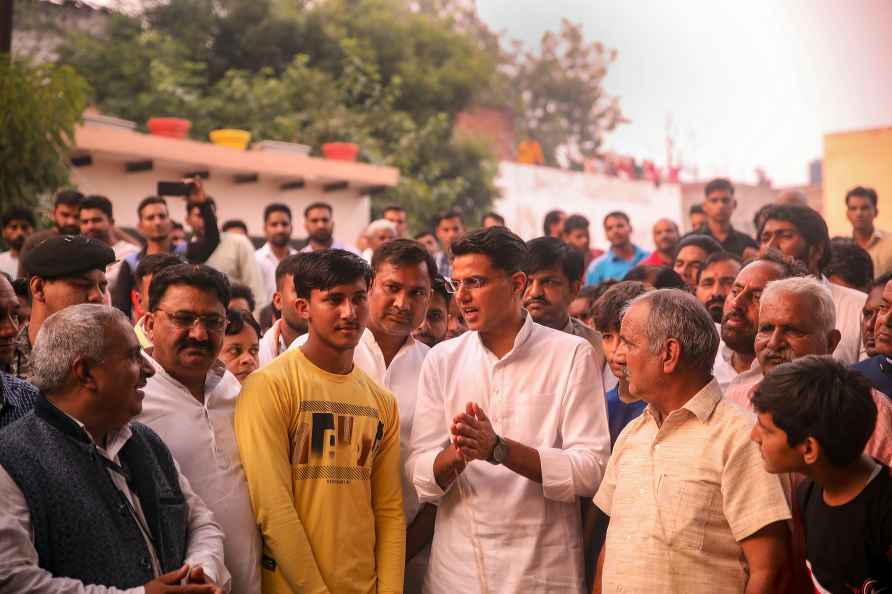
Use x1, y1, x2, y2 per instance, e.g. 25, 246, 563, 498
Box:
70, 159, 370, 245
494, 162, 684, 251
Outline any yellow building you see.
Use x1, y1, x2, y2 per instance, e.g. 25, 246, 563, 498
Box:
823, 126, 892, 237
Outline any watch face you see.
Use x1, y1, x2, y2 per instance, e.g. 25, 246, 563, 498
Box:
494, 440, 508, 464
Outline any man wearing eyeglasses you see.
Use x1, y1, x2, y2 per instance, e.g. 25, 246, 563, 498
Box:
14, 234, 115, 380
408, 226, 610, 593
137, 263, 262, 594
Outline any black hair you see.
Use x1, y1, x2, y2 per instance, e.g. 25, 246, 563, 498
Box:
134, 253, 187, 287
525, 236, 584, 284
148, 263, 231, 311
543, 209, 565, 236
703, 251, 741, 269
845, 186, 878, 208
431, 274, 450, 305
689, 203, 705, 215
752, 355, 877, 467
371, 238, 438, 284
264, 203, 292, 223
482, 212, 505, 226
186, 197, 216, 216
434, 210, 463, 228
137, 196, 168, 219
1, 206, 36, 229
79, 195, 113, 220
221, 219, 248, 234
871, 271, 892, 291
414, 230, 435, 241
304, 202, 333, 218
11, 277, 30, 301
54, 190, 83, 208
622, 265, 686, 290
704, 177, 734, 196
583, 281, 616, 304
230, 283, 256, 313
740, 247, 810, 279
674, 234, 723, 258
172, 221, 184, 231
591, 281, 650, 333
451, 226, 528, 275
825, 237, 874, 291
562, 214, 590, 235
603, 211, 630, 226
225, 307, 261, 339
757, 204, 832, 271
383, 205, 406, 215
275, 253, 312, 291
293, 249, 372, 299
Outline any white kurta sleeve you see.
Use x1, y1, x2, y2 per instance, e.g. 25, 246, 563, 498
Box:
536, 342, 611, 502
407, 354, 451, 503
176, 463, 231, 592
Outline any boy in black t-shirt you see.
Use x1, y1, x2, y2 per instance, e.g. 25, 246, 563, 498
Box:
750, 355, 892, 594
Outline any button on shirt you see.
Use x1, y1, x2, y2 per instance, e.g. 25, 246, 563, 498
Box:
584, 245, 649, 286
408, 314, 611, 593
255, 242, 297, 303
137, 355, 262, 594
0, 419, 230, 594
594, 379, 792, 594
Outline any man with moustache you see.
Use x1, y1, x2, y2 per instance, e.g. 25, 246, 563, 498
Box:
855, 275, 892, 398
258, 254, 309, 366
523, 236, 605, 361
758, 203, 866, 364
255, 203, 297, 301
236, 250, 404, 594
696, 251, 741, 323
0, 274, 39, 428
585, 212, 649, 286
300, 202, 359, 254
13, 236, 115, 379
16, 190, 83, 277
638, 218, 680, 267
137, 264, 262, 594
408, 226, 610, 593
727, 276, 892, 462
413, 275, 450, 348
672, 233, 722, 289
0, 207, 35, 279
713, 251, 806, 392
0, 304, 229, 593
858, 272, 892, 361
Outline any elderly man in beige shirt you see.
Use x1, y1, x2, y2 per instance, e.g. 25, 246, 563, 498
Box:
593, 289, 792, 594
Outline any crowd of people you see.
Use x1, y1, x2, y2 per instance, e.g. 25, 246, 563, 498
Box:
0, 176, 890, 594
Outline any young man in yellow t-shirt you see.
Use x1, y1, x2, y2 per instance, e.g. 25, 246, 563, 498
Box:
235, 249, 405, 594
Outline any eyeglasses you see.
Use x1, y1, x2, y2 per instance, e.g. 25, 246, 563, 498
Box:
444, 276, 490, 294
156, 308, 227, 332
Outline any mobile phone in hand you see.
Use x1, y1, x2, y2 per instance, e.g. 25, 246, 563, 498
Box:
157, 181, 193, 197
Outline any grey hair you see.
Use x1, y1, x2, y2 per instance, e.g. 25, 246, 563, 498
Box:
760, 276, 836, 334
365, 218, 397, 236
31, 304, 131, 394
625, 288, 720, 377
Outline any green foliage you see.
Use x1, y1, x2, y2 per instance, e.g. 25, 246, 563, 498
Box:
506, 19, 623, 166
0, 56, 89, 211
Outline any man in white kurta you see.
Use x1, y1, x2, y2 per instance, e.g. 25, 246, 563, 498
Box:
407, 226, 610, 594
135, 265, 262, 594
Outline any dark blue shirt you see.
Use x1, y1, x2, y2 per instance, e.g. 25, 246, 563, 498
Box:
852, 355, 892, 400
606, 384, 646, 447
0, 371, 40, 430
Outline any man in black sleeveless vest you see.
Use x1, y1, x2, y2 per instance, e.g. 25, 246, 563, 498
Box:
0, 303, 229, 593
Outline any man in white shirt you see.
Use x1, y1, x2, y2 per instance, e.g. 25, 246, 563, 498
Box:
299, 201, 358, 254
137, 263, 262, 594
187, 199, 267, 311
78, 195, 141, 290
255, 203, 297, 302
0, 303, 228, 593
258, 254, 308, 366
407, 226, 610, 593
0, 206, 35, 279
757, 203, 866, 364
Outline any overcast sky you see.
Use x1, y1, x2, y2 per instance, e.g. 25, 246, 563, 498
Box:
477, 0, 892, 186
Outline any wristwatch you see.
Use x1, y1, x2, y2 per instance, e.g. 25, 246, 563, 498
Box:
487, 434, 509, 465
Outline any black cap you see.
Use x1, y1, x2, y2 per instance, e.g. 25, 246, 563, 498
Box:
24, 235, 117, 279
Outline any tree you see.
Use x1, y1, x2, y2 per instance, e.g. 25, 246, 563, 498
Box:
506, 19, 623, 167
0, 57, 89, 211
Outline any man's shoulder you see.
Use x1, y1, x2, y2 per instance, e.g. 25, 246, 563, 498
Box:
426, 331, 474, 364
827, 279, 868, 307
852, 355, 883, 372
